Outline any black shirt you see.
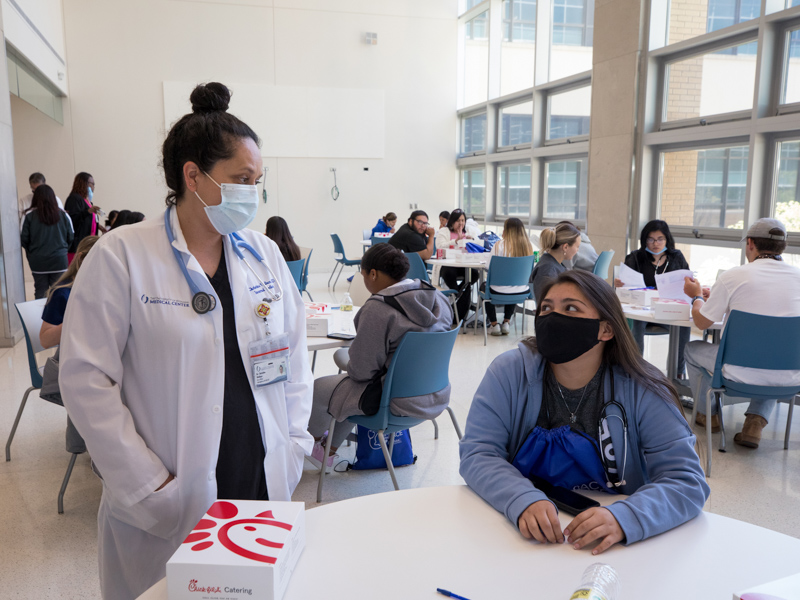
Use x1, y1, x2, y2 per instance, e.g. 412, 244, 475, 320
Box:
208, 253, 268, 501
389, 223, 427, 253
623, 248, 690, 288
536, 365, 604, 440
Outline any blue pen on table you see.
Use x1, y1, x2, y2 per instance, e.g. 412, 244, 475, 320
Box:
437, 588, 472, 600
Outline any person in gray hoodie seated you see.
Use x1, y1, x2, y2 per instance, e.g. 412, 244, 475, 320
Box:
307, 243, 454, 468
460, 269, 708, 554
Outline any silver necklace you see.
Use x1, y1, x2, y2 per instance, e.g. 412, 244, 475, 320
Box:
556, 380, 589, 424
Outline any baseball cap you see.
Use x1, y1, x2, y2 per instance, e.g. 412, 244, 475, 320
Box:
742, 218, 787, 241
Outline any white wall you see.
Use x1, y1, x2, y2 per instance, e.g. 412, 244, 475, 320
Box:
58, 0, 458, 271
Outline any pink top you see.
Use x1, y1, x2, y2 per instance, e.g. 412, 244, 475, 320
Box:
84, 197, 97, 236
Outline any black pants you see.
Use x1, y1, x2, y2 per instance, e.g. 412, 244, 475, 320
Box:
32, 272, 64, 299
480, 283, 518, 323
440, 266, 479, 321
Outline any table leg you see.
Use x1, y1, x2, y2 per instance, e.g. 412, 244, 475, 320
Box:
667, 325, 678, 382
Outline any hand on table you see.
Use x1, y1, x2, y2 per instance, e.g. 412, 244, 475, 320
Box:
518, 500, 564, 544
564, 507, 624, 555
683, 276, 702, 298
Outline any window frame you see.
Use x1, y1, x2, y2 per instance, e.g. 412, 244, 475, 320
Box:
460, 166, 489, 217
460, 111, 489, 157
495, 160, 534, 219
496, 97, 534, 151
542, 154, 589, 223
544, 80, 592, 145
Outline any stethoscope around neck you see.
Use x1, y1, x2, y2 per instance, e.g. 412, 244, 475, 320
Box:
164, 208, 283, 315
597, 371, 628, 488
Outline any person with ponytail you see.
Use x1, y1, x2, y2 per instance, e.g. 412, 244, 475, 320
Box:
58, 82, 312, 599
460, 269, 708, 554
307, 243, 453, 468
531, 222, 581, 304
371, 211, 397, 236
481, 218, 534, 336
615, 220, 691, 376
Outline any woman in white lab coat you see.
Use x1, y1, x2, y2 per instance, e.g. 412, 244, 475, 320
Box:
59, 82, 313, 600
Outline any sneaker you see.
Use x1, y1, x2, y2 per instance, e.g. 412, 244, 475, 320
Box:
694, 412, 721, 433
734, 414, 768, 449
501, 322, 511, 335
489, 323, 502, 336
308, 439, 338, 473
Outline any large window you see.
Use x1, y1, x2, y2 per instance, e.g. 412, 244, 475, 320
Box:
461, 113, 487, 154
550, 0, 594, 80
775, 140, 800, 232
783, 27, 800, 105
500, 0, 536, 95
463, 10, 490, 107
666, 0, 759, 46
547, 85, 591, 141
545, 158, 587, 220
498, 164, 532, 217
462, 168, 487, 215
499, 101, 533, 147
706, 0, 759, 34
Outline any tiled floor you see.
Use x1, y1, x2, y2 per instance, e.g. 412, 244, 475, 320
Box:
2, 271, 799, 598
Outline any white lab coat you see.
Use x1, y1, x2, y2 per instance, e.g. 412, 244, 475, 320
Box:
59, 207, 313, 600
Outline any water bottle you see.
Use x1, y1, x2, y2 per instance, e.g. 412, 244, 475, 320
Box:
340, 292, 354, 311
569, 563, 619, 600
533, 251, 539, 265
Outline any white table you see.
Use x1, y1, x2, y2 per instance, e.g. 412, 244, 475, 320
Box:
622, 303, 722, 396
138, 485, 800, 600
306, 306, 357, 371
426, 256, 491, 333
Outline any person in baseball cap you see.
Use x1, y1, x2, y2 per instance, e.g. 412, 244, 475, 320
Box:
682, 217, 800, 449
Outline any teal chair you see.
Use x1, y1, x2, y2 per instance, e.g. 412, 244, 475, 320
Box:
328, 234, 361, 292
317, 326, 463, 502
370, 236, 391, 246
286, 259, 304, 291
690, 310, 800, 476
477, 255, 535, 346
404, 253, 458, 318
299, 249, 313, 301
592, 250, 615, 281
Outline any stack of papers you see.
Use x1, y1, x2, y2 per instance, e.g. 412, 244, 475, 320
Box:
735, 570, 800, 599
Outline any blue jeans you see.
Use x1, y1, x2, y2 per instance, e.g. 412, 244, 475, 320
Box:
684, 340, 775, 421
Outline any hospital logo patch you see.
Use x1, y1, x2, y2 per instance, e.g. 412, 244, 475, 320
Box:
140, 294, 190, 308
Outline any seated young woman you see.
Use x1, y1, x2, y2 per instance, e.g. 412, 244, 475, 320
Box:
265, 215, 302, 262
307, 243, 453, 466
459, 269, 709, 554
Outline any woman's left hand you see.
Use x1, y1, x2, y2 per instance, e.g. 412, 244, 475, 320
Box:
564, 507, 624, 555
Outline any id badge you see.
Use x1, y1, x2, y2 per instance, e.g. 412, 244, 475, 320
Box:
248, 332, 291, 388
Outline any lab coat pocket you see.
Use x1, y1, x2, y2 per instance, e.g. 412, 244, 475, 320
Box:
107, 478, 183, 540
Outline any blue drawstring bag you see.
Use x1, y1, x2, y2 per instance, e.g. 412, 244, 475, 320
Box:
351, 426, 416, 470
465, 241, 487, 253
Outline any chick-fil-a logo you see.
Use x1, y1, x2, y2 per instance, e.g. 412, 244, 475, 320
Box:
188, 579, 221, 593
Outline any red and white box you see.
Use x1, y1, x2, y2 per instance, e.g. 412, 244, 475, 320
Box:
304, 302, 331, 315
167, 500, 305, 600
616, 287, 633, 303
629, 288, 659, 307
653, 298, 691, 320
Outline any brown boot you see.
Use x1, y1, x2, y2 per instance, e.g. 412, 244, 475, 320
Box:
695, 412, 721, 433
734, 415, 768, 449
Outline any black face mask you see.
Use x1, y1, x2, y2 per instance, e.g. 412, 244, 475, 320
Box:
534, 311, 601, 364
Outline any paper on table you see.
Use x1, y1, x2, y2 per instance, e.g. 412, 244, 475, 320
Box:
655, 269, 694, 303
618, 263, 645, 287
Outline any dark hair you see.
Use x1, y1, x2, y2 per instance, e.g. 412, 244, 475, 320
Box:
751, 233, 787, 255
161, 82, 261, 207
361, 243, 409, 281
70, 172, 93, 198
525, 270, 682, 413
640, 220, 675, 252
383, 212, 397, 223
28, 184, 60, 226
265, 216, 301, 262
29, 172, 45, 185
111, 209, 132, 229
105, 210, 119, 228
408, 210, 429, 225
446, 208, 468, 231
439, 210, 451, 221
127, 211, 145, 225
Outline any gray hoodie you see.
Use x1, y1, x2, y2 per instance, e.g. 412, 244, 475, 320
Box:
327, 279, 454, 421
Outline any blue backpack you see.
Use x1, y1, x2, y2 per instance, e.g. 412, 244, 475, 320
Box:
351, 426, 416, 470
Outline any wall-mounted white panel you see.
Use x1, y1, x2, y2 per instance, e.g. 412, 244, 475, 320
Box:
163, 81, 385, 159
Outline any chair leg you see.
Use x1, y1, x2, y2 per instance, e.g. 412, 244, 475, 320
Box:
6, 386, 34, 462
785, 396, 796, 450
304, 290, 314, 302
311, 351, 317, 374
58, 453, 79, 514
333, 264, 344, 292
316, 417, 337, 503
481, 298, 487, 346
446, 406, 463, 440
716, 393, 726, 452
388, 432, 396, 456
705, 388, 713, 476
327, 262, 338, 288
432, 418, 439, 439
377, 429, 400, 491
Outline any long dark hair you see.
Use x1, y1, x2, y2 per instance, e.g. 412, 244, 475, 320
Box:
28, 184, 60, 226
70, 172, 93, 199
639, 220, 676, 252
111, 210, 131, 230
525, 270, 682, 413
161, 82, 261, 207
446, 208, 467, 231
265, 216, 301, 262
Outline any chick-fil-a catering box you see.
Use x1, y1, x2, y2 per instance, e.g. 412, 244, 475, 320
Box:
167, 500, 305, 600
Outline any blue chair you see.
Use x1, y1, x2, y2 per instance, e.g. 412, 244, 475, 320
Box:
317, 326, 463, 502
370, 236, 391, 246
405, 253, 458, 318
478, 255, 536, 346
328, 234, 361, 292
6, 299, 84, 514
286, 259, 304, 291
592, 250, 615, 280
298, 248, 313, 301
362, 228, 373, 241
690, 310, 800, 476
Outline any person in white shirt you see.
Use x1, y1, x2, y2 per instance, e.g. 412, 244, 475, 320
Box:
18, 172, 66, 226
683, 218, 800, 449
481, 217, 534, 336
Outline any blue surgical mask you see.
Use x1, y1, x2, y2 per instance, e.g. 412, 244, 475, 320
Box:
645, 247, 666, 256
87, 186, 93, 201
195, 173, 259, 235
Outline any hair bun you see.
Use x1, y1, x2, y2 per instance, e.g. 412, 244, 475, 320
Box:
190, 82, 231, 114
